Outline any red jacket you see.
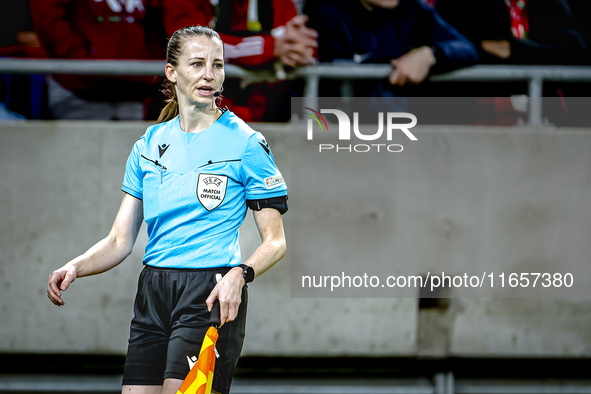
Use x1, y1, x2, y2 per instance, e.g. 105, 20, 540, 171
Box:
30, 0, 163, 100
162, 0, 297, 67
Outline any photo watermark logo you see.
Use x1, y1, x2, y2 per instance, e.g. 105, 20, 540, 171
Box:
303, 107, 418, 153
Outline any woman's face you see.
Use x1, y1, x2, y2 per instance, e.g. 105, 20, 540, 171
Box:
168, 35, 225, 107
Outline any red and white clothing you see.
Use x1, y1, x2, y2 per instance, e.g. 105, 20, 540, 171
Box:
162, 0, 299, 121
30, 0, 163, 103
162, 0, 298, 67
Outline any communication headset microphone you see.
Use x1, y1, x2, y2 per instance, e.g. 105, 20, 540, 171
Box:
213, 85, 223, 97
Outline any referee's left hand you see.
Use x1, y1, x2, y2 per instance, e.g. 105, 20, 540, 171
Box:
206, 268, 245, 327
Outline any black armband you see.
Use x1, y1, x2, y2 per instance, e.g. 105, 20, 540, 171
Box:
246, 195, 288, 215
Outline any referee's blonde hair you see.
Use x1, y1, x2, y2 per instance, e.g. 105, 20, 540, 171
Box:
157, 25, 224, 124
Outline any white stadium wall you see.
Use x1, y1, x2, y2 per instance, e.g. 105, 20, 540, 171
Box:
0, 121, 590, 357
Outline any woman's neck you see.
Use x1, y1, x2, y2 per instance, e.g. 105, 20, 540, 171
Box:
178, 104, 221, 134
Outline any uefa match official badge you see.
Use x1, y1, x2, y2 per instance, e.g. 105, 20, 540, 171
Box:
197, 173, 228, 211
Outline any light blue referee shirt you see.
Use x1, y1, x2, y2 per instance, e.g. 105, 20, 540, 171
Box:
122, 110, 287, 269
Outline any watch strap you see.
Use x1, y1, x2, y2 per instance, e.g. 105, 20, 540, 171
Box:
237, 264, 255, 283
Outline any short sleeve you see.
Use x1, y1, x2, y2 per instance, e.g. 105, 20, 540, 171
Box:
121, 137, 145, 200
240, 132, 287, 200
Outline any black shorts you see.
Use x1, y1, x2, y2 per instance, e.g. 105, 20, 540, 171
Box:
122, 265, 247, 394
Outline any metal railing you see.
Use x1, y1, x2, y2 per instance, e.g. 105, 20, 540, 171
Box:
2, 58, 591, 125
2, 372, 591, 394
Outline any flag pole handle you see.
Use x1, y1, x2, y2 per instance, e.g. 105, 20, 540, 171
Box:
210, 273, 223, 328
210, 299, 221, 328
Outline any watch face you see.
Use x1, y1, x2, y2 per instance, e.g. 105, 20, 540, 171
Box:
242, 265, 254, 283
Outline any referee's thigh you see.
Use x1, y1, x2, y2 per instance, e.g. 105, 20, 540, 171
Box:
121, 385, 161, 394
163, 287, 248, 394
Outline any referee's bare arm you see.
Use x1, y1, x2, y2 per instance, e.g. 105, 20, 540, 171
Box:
207, 207, 286, 326
246, 207, 287, 277
47, 194, 144, 306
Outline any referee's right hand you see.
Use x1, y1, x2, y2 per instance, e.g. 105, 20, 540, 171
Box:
206, 268, 245, 327
47, 265, 77, 306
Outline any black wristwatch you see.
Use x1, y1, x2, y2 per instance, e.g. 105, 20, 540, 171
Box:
237, 264, 255, 283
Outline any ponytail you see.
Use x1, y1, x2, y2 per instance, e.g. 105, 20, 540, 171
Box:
157, 79, 179, 124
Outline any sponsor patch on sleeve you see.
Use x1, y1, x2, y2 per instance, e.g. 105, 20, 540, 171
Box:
264, 174, 285, 189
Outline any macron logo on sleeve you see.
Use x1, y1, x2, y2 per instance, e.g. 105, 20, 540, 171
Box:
258, 137, 271, 156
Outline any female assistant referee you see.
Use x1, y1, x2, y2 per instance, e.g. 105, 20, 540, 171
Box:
46, 25, 288, 394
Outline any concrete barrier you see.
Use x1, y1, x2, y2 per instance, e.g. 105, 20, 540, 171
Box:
0, 121, 589, 357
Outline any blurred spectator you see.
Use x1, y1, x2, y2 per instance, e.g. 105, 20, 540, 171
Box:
433, 0, 589, 126
0, 79, 26, 122
163, 0, 316, 68
0, 1, 47, 119
306, 0, 477, 97
0, 103, 26, 122
567, 0, 591, 57
435, 0, 589, 65
0, 0, 42, 56
30, 0, 165, 120
162, 0, 318, 121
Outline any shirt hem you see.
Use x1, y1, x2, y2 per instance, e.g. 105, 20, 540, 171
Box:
122, 186, 143, 200
245, 190, 288, 200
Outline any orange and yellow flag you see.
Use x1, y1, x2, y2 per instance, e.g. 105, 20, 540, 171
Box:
176, 327, 219, 394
